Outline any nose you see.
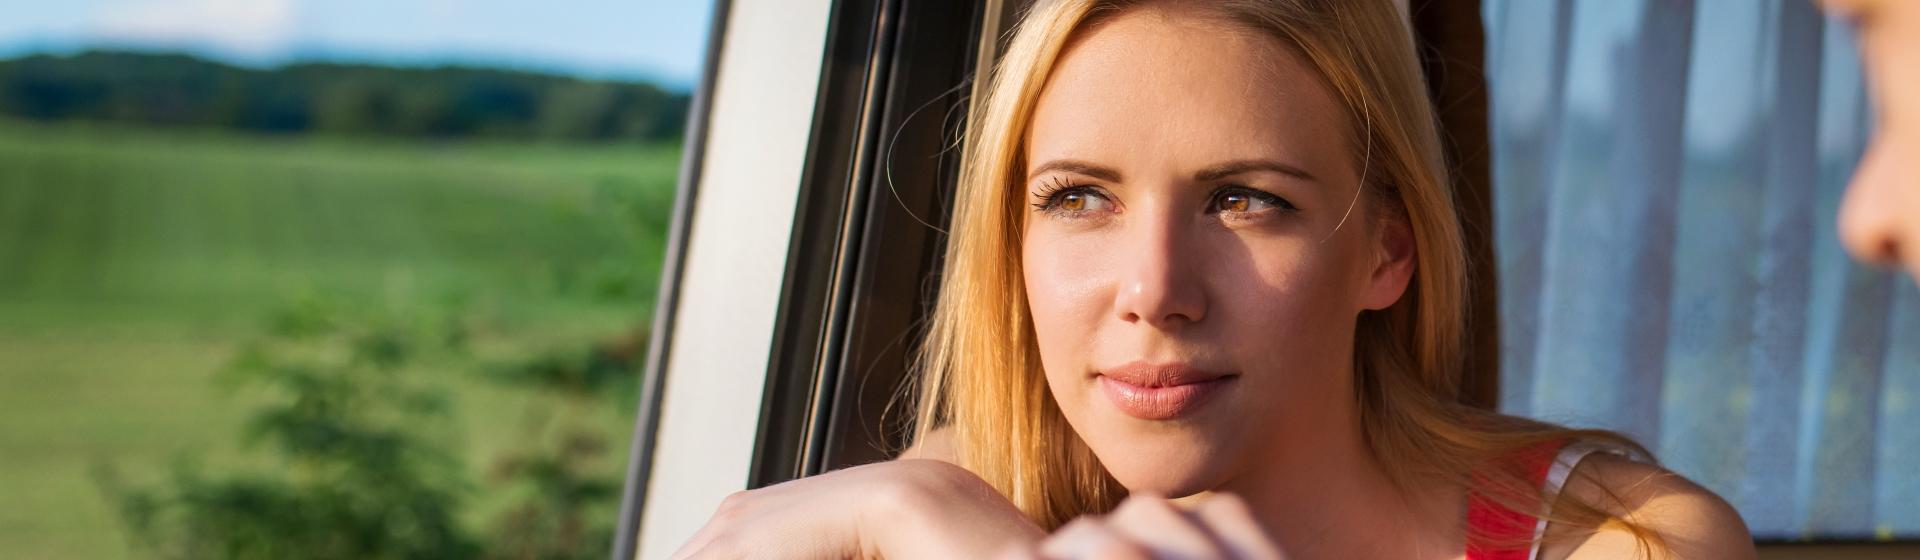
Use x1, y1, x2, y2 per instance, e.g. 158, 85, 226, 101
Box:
1112, 209, 1208, 329
1837, 143, 1905, 267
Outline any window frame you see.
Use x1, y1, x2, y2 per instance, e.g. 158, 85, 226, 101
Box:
749, 0, 998, 487
608, 2, 729, 560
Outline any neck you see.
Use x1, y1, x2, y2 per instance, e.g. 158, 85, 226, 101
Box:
1177, 410, 1465, 559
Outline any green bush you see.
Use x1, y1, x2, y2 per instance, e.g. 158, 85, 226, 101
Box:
98, 298, 642, 560
99, 301, 477, 559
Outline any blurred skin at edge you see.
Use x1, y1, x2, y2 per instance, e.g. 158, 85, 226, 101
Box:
1825, 0, 1920, 283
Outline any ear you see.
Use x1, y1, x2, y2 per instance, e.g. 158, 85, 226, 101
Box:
1360, 216, 1416, 311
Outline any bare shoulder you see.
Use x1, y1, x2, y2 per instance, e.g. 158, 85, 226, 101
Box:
897, 426, 958, 462
1541, 453, 1756, 560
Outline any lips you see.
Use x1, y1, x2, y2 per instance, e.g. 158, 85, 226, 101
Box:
1096, 362, 1235, 420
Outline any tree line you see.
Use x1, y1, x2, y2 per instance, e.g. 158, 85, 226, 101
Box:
0, 50, 690, 142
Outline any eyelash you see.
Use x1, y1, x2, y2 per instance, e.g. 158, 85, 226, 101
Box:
1028, 177, 1300, 217
1029, 176, 1092, 216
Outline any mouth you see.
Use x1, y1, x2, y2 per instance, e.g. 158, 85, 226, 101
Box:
1095, 362, 1237, 420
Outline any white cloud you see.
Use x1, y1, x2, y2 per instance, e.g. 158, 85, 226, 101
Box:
91, 0, 297, 56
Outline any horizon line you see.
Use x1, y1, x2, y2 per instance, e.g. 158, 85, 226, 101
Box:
0, 38, 699, 93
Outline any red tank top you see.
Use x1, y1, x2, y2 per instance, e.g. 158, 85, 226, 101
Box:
1464, 440, 1568, 560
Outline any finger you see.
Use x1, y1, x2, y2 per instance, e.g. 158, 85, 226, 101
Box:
1105, 493, 1231, 558
1193, 494, 1287, 560
1038, 517, 1155, 560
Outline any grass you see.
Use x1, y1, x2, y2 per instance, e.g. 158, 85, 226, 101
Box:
0, 119, 680, 558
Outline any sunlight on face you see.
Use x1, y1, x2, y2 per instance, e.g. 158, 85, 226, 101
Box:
1020, 6, 1411, 496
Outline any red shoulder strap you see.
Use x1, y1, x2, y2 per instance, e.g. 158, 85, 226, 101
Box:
1464, 440, 1566, 560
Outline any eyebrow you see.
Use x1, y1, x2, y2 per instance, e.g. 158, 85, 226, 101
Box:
1026, 158, 1318, 184
1193, 159, 1318, 183
1028, 159, 1121, 182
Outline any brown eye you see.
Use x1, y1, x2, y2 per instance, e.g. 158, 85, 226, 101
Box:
1218, 192, 1251, 213
1060, 192, 1088, 211
1208, 186, 1298, 214
1033, 184, 1115, 216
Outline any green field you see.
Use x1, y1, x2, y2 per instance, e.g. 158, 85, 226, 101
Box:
0, 119, 680, 558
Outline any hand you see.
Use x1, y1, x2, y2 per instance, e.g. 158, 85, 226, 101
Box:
996, 493, 1286, 560
671, 459, 1044, 559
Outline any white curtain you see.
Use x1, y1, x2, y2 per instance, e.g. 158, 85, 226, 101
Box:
1485, 0, 1918, 541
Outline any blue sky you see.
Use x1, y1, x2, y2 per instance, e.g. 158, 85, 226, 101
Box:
0, 0, 715, 90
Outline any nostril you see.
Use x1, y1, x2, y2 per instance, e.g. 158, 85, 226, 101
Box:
1837, 207, 1902, 267
1853, 226, 1904, 266
1851, 236, 1901, 267
1883, 237, 1906, 267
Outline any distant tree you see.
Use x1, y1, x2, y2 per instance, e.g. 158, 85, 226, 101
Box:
313, 80, 400, 136
0, 50, 690, 142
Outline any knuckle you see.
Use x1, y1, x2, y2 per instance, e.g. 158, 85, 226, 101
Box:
712, 490, 756, 521
718, 489, 751, 509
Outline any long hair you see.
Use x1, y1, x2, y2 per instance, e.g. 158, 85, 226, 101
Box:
908, 0, 1663, 552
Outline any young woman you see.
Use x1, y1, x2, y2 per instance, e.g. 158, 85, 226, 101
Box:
672, 1, 1755, 558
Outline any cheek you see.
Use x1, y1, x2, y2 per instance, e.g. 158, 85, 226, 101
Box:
1217, 239, 1364, 358
1024, 238, 1115, 312
1022, 233, 1114, 372
1196, 233, 1375, 427
1234, 234, 1363, 310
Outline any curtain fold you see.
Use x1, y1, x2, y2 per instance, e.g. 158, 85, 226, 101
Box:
1484, 0, 1917, 541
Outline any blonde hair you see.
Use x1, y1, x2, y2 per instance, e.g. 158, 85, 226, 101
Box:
908, 0, 1664, 553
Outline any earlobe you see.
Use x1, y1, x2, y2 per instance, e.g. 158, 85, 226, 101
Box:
1361, 220, 1417, 311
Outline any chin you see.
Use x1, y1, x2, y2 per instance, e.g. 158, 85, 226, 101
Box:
1087, 432, 1238, 497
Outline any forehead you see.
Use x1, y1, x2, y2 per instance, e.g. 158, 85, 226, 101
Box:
1026, 8, 1352, 176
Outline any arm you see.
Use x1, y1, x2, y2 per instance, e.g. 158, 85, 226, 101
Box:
911, 428, 1284, 560
996, 493, 1287, 560
871, 459, 1047, 557
671, 431, 1042, 559
884, 429, 1046, 556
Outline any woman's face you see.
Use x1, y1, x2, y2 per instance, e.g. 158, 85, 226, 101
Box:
1022, 7, 1414, 496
